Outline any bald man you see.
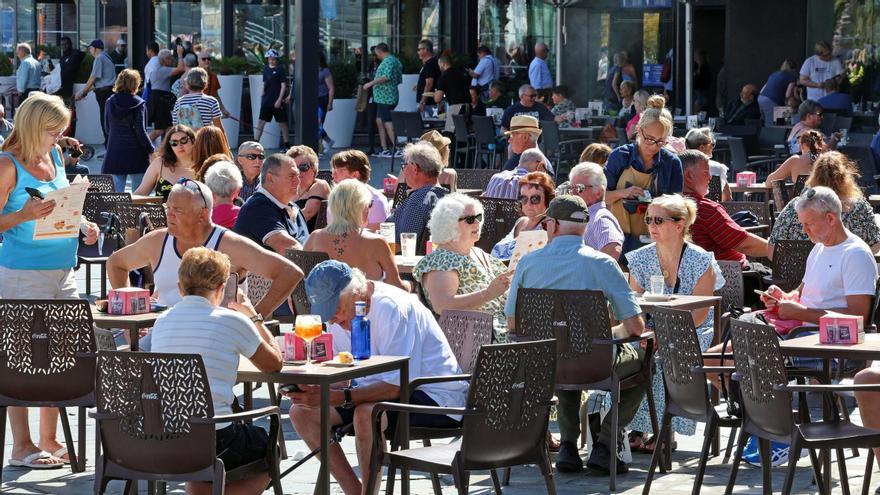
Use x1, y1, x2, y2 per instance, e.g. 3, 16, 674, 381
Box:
723, 83, 761, 125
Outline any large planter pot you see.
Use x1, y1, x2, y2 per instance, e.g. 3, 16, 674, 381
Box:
248, 74, 281, 150
394, 74, 419, 112
73, 83, 105, 145
217, 75, 243, 148
322, 98, 357, 148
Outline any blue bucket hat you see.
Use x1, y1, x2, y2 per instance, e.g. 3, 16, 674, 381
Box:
305, 260, 353, 322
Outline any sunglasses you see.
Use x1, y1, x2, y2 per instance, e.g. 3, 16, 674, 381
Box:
518, 194, 543, 205
570, 183, 595, 194
644, 215, 681, 226
200, 57, 211, 61
296, 164, 312, 173
240, 153, 265, 160
176, 178, 208, 208
458, 213, 484, 225
640, 130, 667, 147
169, 136, 192, 147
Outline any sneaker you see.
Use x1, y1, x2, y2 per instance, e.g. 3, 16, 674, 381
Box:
324, 137, 336, 149
555, 441, 583, 473
379, 149, 394, 158
742, 437, 791, 467
586, 442, 629, 475
742, 436, 760, 466
370, 150, 384, 158
393, 149, 404, 158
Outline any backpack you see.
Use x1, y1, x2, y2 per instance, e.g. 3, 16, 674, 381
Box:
175, 99, 204, 130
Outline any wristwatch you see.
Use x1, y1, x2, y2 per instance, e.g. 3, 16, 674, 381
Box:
341, 387, 354, 409
250, 314, 264, 323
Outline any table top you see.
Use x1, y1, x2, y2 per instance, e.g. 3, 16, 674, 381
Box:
637, 294, 721, 312
780, 333, 880, 361
237, 355, 410, 385
395, 255, 423, 274
730, 182, 772, 193
91, 306, 161, 328
870, 195, 880, 206
131, 195, 164, 205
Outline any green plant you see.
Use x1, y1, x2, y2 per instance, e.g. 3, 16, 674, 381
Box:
398, 53, 422, 74
329, 60, 359, 99
36, 44, 60, 59
0, 54, 12, 77
75, 53, 94, 84
212, 56, 262, 75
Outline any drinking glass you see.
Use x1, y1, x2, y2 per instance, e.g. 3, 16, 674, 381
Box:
295, 315, 323, 370
650, 275, 666, 295
379, 222, 396, 254
400, 232, 417, 259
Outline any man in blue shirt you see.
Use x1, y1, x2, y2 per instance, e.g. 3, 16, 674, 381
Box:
817, 78, 853, 117
500, 85, 555, 133
14, 43, 41, 102
467, 46, 500, 99
505, 195, 646, 476
386, 142, 447, 248
76, 40, 118, 143
528, 42, 553, 90
234, 153, 309, 254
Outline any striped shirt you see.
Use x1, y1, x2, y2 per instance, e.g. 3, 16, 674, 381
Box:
686, 192, 748, 266
584, 201, 623, 252
150, 295, 262, 427
171, 92, 222, 128
484, 167, 528, 199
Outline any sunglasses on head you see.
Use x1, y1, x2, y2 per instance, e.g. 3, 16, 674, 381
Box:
176, 178, 208, 208
518, 194, 543, 205
240, 153, 264, 160
458, 213, 484, 225
644, 215, 681, 226
169, 136, 192, 147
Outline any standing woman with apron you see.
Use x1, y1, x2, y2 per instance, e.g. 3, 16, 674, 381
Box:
604, 95, 683, 255
0, 93, 99, 469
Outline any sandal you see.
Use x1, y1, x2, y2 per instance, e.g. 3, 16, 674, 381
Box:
49, 447, 70, 464
628, 431, 647, 450
8, 451, 64, 470
635, 435, 678, 454
547, 432, 561, 452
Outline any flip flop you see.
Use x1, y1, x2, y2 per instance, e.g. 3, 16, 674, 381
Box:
8, 451, 64, 470
50, 448, 70, 464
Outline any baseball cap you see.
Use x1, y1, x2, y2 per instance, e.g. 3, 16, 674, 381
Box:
540, 195, 589, 223
89, 39, 104, 50
265, 49, 280, 59
237, 141, 264, 155
305, 260, 353, 322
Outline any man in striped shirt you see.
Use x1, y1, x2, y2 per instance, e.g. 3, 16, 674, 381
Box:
484, 147, 552, 199
570, 162, 624, 260
682, 149, 769, 266
172, 67, 225, 134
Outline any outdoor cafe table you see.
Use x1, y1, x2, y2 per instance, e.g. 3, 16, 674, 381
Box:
90, 306, 160, 351
395, 255, 423, 274
237, 356, 411, 495
131, 194, 164, 205
730, 182, 774, 197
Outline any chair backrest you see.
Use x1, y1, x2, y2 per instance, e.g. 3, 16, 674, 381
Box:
476, 197, 521, 253
0, 299, 96, 404
716, 260, 745, 308
83, 192, 133, 223
758, 126, 788, 150
390, 111, 409, 143
649, 308, 713, 419
437, 310, 494, 374
454, 169, 497, 190
729, 319, 794, 438
727, 137, 748, 173
707, 175, 722, 202
95, 351, 217, 475
792, 174, 809, 197
246, 273, 275, 313
770, 180, 790, 214
316, 170, 334, 185
839, 145, 879, 194
514, 288, 614, 387
460, 340, 557, 468
836, 116, 853, 132
314, 200, 329, 230
820, 113, 838, 136
403, 112, 426, 140
391, 182, 409, 210
721, 201, 770, 225
772, 239, 814, 292
284, 249, 331, 315
472, 116, 497, 144
115, 203, 168, 230
848, 133, 874, 147
452, 114, 471, 145
68, 174, 116, 193
539, 120, 560, 153
616, 127, 629, 145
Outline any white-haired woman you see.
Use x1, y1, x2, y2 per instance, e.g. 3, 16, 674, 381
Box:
413, 193, 512, 341
204, 160, 243, 228
623, 193, 724, 452
303, 180, 409, 291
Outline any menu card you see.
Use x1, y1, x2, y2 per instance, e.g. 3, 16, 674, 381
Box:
33, 175, 90, 240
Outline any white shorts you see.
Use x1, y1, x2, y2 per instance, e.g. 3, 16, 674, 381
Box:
0, 266, 78, 299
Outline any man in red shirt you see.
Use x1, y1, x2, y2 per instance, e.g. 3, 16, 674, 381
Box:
682, 149, 769, 266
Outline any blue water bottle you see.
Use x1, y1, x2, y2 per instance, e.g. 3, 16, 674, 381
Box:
351, 301, 371, 360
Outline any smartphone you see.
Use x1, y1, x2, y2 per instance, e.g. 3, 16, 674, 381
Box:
753, 289, 779, 302
25, 187, 44, 199
69, 147, 83, 159
222, 272, 238, 307
278, 384, 303, 394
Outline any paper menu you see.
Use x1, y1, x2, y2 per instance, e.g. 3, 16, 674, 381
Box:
32, 175, 90, 240
508, 229, 548, 271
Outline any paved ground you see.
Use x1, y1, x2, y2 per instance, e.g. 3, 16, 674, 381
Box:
2, 147, 874, 493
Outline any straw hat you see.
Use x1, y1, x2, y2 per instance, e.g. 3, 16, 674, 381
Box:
419, 130, 451, 165
504, 115, 542, 137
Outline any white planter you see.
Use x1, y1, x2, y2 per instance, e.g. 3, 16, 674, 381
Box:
73, 83, 105, 145
217, 75, 243, 148
394, 74, 419, 112
322, 98, 357, 148
248, 74, 281, 149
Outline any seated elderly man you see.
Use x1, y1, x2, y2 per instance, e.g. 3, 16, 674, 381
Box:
234, 153, 309, 254
569, 161, 624, 260
204, 160, 243, 228
722, 84, 760, 126
386, 142, 447, 249
150, 247, 282, 495
501, 115, 552, 172
484, 147, 551, 199
107, 179, 302, 317
288, 260, 468, 495
505, 195, 645, 475
787, 99, 841, 154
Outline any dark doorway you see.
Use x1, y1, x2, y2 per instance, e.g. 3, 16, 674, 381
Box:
692, 5, 725, 115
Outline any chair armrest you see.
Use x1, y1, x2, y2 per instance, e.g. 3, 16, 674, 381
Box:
371, 402, 473, 420
191, 405, 280, 424
692, 365, 736, 374
774, 383, 880, 394
88, 411, 122, 420
595, 331, 654, 345
786, 326, 817, 339
410, 374, 471, 391
701, 353, 730, 360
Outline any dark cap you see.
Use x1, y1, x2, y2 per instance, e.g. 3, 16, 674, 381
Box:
541, 195, 589, 223
89, 39, 104, 50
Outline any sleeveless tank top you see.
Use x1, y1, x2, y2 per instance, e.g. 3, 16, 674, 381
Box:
0, 148, 78, 270
153, 226, 226, 306
155, 167, 174, 201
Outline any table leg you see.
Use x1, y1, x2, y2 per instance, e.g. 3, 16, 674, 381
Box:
244, 382, 253, 411
129, 325, 139, 352
822, 357, 832, 494
399, 362, 410, 495
318, 383, 330, 495
100, 263, 107, 299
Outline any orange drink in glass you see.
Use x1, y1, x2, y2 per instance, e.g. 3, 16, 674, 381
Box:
295, 314, 323, 370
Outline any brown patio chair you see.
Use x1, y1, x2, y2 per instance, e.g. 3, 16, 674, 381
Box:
513, 288, 657, 491
707, 175, 723, 202
771, 179, 791, 217
0, 299, 96, 483
391, 182, 409, 210
641, 308, 741, 495
766, 239, 813, 292
79, 192, 133, 297
365, 340, 558, 495
792, 174, 809, 197
283, 249, 330, 316
453, 169, 497, 191
68, 173, 115, 193
476, 197, 520, 253
314, 200, 329, 230
92, 351, 283, 495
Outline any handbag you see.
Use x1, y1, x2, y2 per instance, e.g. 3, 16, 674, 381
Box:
356, 84, 369, 112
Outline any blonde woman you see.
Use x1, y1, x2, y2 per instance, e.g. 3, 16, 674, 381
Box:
624, 193, 724, 451
102, 68, 154, 192
303, 180, 409, 291
0, 93, 99, 469
288, 145, 331, 232
606, 95, 683, 253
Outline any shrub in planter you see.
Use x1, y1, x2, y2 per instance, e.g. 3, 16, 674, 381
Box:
213, 56, 262, 76
328, 60, 359, 99
76, 53, 94, 84
0, 54, 12, 77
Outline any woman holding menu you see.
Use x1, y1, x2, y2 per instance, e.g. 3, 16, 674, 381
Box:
0, 92, 99, 470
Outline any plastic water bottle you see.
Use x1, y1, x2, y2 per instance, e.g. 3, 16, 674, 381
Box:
351, 301, 371, 360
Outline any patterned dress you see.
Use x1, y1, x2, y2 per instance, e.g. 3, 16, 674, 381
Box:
413, 247, 509, 342
625, 242, 725, 435
551, 99, 577, 128
769, 197, 880, 247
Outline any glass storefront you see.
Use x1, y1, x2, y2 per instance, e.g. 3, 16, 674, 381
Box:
477, 0, 555, 77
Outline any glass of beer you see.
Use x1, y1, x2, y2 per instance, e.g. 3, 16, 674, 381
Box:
379, 222, 397, 254
295, 314, 323, 370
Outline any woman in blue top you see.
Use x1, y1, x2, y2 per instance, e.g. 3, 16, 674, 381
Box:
605, 95, 683, 255
0, 92, 99, 470
758, 60, 798, 126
